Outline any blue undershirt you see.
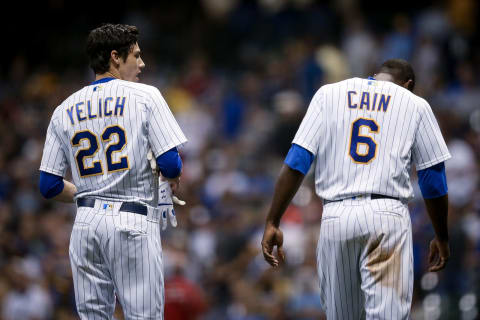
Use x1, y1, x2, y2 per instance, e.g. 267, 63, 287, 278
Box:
284, 144, 314, 175
39, 172, 64, 199
284, 143, 447, 199
156, 147, 182, 179
417, 162, 448, 199
39, 147, 183, 199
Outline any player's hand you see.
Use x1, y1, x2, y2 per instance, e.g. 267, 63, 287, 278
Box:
163, 175, 181, 194
428, 237, 450, 272
158, 180, 186, 230
261, 222, 286, 268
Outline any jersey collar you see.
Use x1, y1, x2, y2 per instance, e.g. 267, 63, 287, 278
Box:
367, 76, 376, 80
91, 77, 116, 85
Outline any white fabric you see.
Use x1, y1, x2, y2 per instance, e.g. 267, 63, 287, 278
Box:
318, 198, 413, 320
40, 79, 187, 319
293, 77, 451, 318
69, 202, 164, 320
39, 79, 187, 207
293, 77, 451, 201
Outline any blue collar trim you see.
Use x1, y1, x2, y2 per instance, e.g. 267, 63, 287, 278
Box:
367, 76, 376, 80
91, 77, 116, 85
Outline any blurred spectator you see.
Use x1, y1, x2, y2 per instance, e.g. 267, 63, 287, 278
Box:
2, 257, 53, 320
164, 266, 208, 320
381, 14, 413, 62
342, 15, 378, 77
445, 139, 478, 208
0, 2, 479, 319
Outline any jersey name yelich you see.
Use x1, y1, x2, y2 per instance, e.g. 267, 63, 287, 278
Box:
66, 96, 126, 125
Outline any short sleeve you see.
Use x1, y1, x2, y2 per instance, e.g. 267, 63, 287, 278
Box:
147, 88, 188, 157
39, 117, 69, 176
292, 88, 325, 155
412, 101, 451, 170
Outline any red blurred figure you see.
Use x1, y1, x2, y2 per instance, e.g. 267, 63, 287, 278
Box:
164, 266, 207, 320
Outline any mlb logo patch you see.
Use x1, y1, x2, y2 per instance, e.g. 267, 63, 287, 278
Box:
103, 203, 113, 210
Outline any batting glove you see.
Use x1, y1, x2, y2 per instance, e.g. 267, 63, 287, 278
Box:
148, 149, 186, 229
158, 179, 186, 230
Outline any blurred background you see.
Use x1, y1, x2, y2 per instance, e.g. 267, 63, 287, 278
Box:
1, 0, 479, 319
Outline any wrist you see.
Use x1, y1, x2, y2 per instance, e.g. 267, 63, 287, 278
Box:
266, 218, 280, 228
436, 235, 449, 242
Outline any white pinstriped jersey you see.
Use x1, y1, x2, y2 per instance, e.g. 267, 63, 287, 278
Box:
40, 79, 187, 206
293, 77, 451, 201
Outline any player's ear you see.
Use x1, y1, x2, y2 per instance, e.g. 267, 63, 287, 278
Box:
403, 79, 414, 92
110, 50, 121, 66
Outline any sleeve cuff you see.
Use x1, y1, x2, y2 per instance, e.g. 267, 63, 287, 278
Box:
415, 153, 451, 171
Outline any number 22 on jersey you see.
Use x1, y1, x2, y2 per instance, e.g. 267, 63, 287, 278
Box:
71, 125, 129, 177
349, 118, 379, 164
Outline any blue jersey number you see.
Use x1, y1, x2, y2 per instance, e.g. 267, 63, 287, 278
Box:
71, 125, 129, 177
102, 126, 129, 172
349, 118, 379, 164
71, 131, 103, 177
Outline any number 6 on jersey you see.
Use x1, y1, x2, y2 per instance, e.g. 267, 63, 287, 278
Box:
349, 118, 379, 164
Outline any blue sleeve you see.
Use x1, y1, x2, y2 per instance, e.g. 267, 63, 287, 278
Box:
417, 162, 448, 199
156, 147, 182, 179
284, 144, 314, 175
39, 171, 64, 199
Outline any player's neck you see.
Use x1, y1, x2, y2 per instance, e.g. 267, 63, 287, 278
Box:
95, 71, 120, 81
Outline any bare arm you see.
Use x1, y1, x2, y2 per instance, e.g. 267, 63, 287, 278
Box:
262, 165, 305, 267
424, 194, 450, 272
265, 165, 305, 226
51, 180, 77, 203
424, 194, 449, 241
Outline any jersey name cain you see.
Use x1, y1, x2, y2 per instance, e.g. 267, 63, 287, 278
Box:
347, 91, 391, 112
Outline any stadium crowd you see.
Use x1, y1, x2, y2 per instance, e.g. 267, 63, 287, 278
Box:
0, 1, 478, 319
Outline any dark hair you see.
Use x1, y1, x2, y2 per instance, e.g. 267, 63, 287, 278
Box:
378, 59, 415, 91
86, 23, 139, 74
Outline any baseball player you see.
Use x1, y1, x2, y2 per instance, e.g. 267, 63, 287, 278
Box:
38, 24, 187, 319
262, 59, 451, 319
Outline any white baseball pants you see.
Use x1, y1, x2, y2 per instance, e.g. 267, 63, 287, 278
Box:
69, 199, 164, 319
317, 197, 413, 319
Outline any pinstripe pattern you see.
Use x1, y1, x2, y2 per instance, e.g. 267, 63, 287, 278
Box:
318, 198, 412, 319
70, 203, 164, 319
297, 78, 450, 318
293, 78, 451, 201
40, 79, 186, 319
39, 79, 187, 207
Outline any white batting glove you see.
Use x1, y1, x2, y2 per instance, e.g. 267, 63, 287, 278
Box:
148, 149, 186, 229
147, 150, 157, 174
158, 179, 186, 230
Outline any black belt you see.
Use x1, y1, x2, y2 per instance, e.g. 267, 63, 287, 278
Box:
323, 194, 399, 205
77, 198, 148, 216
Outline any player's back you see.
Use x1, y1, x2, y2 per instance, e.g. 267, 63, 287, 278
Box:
296, 77, 448, 201
42, 78, 179, 206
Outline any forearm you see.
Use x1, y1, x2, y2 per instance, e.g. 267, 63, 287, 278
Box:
424, 194, 449, 241
265, 165, 305, 227
52, 180, 77, 203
